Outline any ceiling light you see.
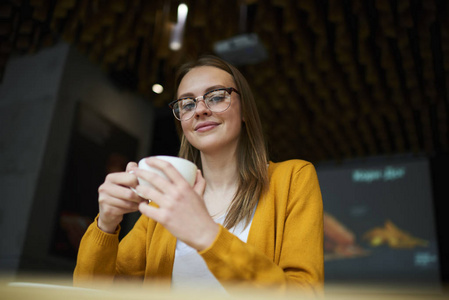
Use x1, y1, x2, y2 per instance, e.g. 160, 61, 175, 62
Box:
169, 3, 188, 51
152, 84, 164, 94
177, 3, 188, 23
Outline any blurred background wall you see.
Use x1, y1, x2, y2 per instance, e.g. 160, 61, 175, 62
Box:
0, 42, 69, 273
0, 42, 154, 275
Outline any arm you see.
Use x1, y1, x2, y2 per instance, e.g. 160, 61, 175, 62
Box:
73, 161, 147, 287
73, 216, 120, 287
73, 214, 150, 287
199, 162, 324, 295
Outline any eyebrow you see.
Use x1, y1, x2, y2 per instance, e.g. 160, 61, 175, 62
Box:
178, 85, 227, 99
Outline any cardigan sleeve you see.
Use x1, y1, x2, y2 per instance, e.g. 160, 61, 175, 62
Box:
73, 214, 149, 287
198, 161, 324, 295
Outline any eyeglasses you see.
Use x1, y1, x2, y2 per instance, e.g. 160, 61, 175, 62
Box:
169, 87, 240, 121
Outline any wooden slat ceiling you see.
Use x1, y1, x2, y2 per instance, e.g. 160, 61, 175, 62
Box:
1, 0, 448, 163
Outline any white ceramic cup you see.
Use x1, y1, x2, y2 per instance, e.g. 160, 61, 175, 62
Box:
137, 155, 198, 187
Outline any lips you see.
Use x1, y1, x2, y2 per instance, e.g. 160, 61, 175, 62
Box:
194, 121, 220, 132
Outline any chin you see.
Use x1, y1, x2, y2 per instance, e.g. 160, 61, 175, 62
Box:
190, 140, 220, 153
185, 130, 240, 154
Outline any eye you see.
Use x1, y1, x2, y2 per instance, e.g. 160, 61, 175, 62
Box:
180, 99, 195, 111
206, 91, 227, 104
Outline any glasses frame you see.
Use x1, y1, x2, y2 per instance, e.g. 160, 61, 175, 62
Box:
169, 87, 240, 121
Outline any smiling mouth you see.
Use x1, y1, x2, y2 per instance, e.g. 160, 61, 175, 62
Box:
195, 123, 219, 132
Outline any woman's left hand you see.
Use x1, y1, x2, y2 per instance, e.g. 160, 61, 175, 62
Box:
135, 157, 219, 251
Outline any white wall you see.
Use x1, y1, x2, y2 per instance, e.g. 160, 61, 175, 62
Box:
0, 43, 154, 275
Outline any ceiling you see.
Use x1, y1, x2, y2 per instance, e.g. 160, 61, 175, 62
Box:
2, 0, 448, 164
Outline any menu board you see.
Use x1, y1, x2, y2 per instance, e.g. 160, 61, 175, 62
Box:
316, 157, 441, 287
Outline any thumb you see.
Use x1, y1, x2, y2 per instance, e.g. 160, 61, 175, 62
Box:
193, 169, 206, 196
126, 161, 138, 173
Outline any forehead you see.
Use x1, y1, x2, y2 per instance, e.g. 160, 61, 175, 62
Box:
177, 66, 235, 96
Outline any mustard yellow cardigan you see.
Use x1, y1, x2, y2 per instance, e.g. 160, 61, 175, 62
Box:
73, 160, 324, 295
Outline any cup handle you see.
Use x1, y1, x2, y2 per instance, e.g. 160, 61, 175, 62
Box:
129, 171, 151, 202
130, 187, 151, 202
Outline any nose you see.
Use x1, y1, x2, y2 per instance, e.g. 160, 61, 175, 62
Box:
194, 99, 211, 117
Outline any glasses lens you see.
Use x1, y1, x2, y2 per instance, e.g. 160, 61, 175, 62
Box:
172, 89, 232, 121
174, 99, 196, 120
205, 90, 231, 112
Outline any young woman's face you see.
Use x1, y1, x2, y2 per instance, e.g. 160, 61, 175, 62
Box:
177, 66, 243, 154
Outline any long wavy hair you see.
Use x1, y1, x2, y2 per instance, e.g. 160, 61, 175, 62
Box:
174, 55, 269, 229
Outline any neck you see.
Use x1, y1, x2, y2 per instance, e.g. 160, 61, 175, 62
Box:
200, 150, 239, 191
200, 148, 240, 218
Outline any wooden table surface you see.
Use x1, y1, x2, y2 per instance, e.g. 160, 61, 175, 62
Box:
1, 274, 447, 300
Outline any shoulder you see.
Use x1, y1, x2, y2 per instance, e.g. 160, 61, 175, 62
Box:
266, 159, 322, 207
267, 161, 323, 209
267, 160, 321, 193
268, 159, 317, 178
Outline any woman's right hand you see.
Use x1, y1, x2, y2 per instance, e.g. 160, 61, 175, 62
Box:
97, 162, 143, 233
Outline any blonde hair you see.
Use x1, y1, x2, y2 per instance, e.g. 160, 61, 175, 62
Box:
174, 55, 269, 229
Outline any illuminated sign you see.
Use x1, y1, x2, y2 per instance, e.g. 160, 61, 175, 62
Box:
352, 166, 406, 183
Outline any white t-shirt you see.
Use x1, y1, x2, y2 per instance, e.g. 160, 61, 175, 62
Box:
171, 211, 255, 292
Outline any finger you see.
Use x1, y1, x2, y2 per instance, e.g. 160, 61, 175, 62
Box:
139, 202, 163, 222
145, 157, 187, 185
126, 161, 138, 173
130, 187, 147, 200
105, 171, 139, 189
100, 194, 142, 212
133, 168, 172, 194
193, 170, 206, 196
135, 184, 165, 206
99, 181, 142, 204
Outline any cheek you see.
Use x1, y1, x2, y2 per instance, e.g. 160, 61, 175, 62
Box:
180, 121, 194, 141
227, 111, 243, 135
180, 119, 191, 133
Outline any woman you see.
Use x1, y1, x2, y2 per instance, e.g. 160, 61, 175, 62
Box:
73, 55, 324, 295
